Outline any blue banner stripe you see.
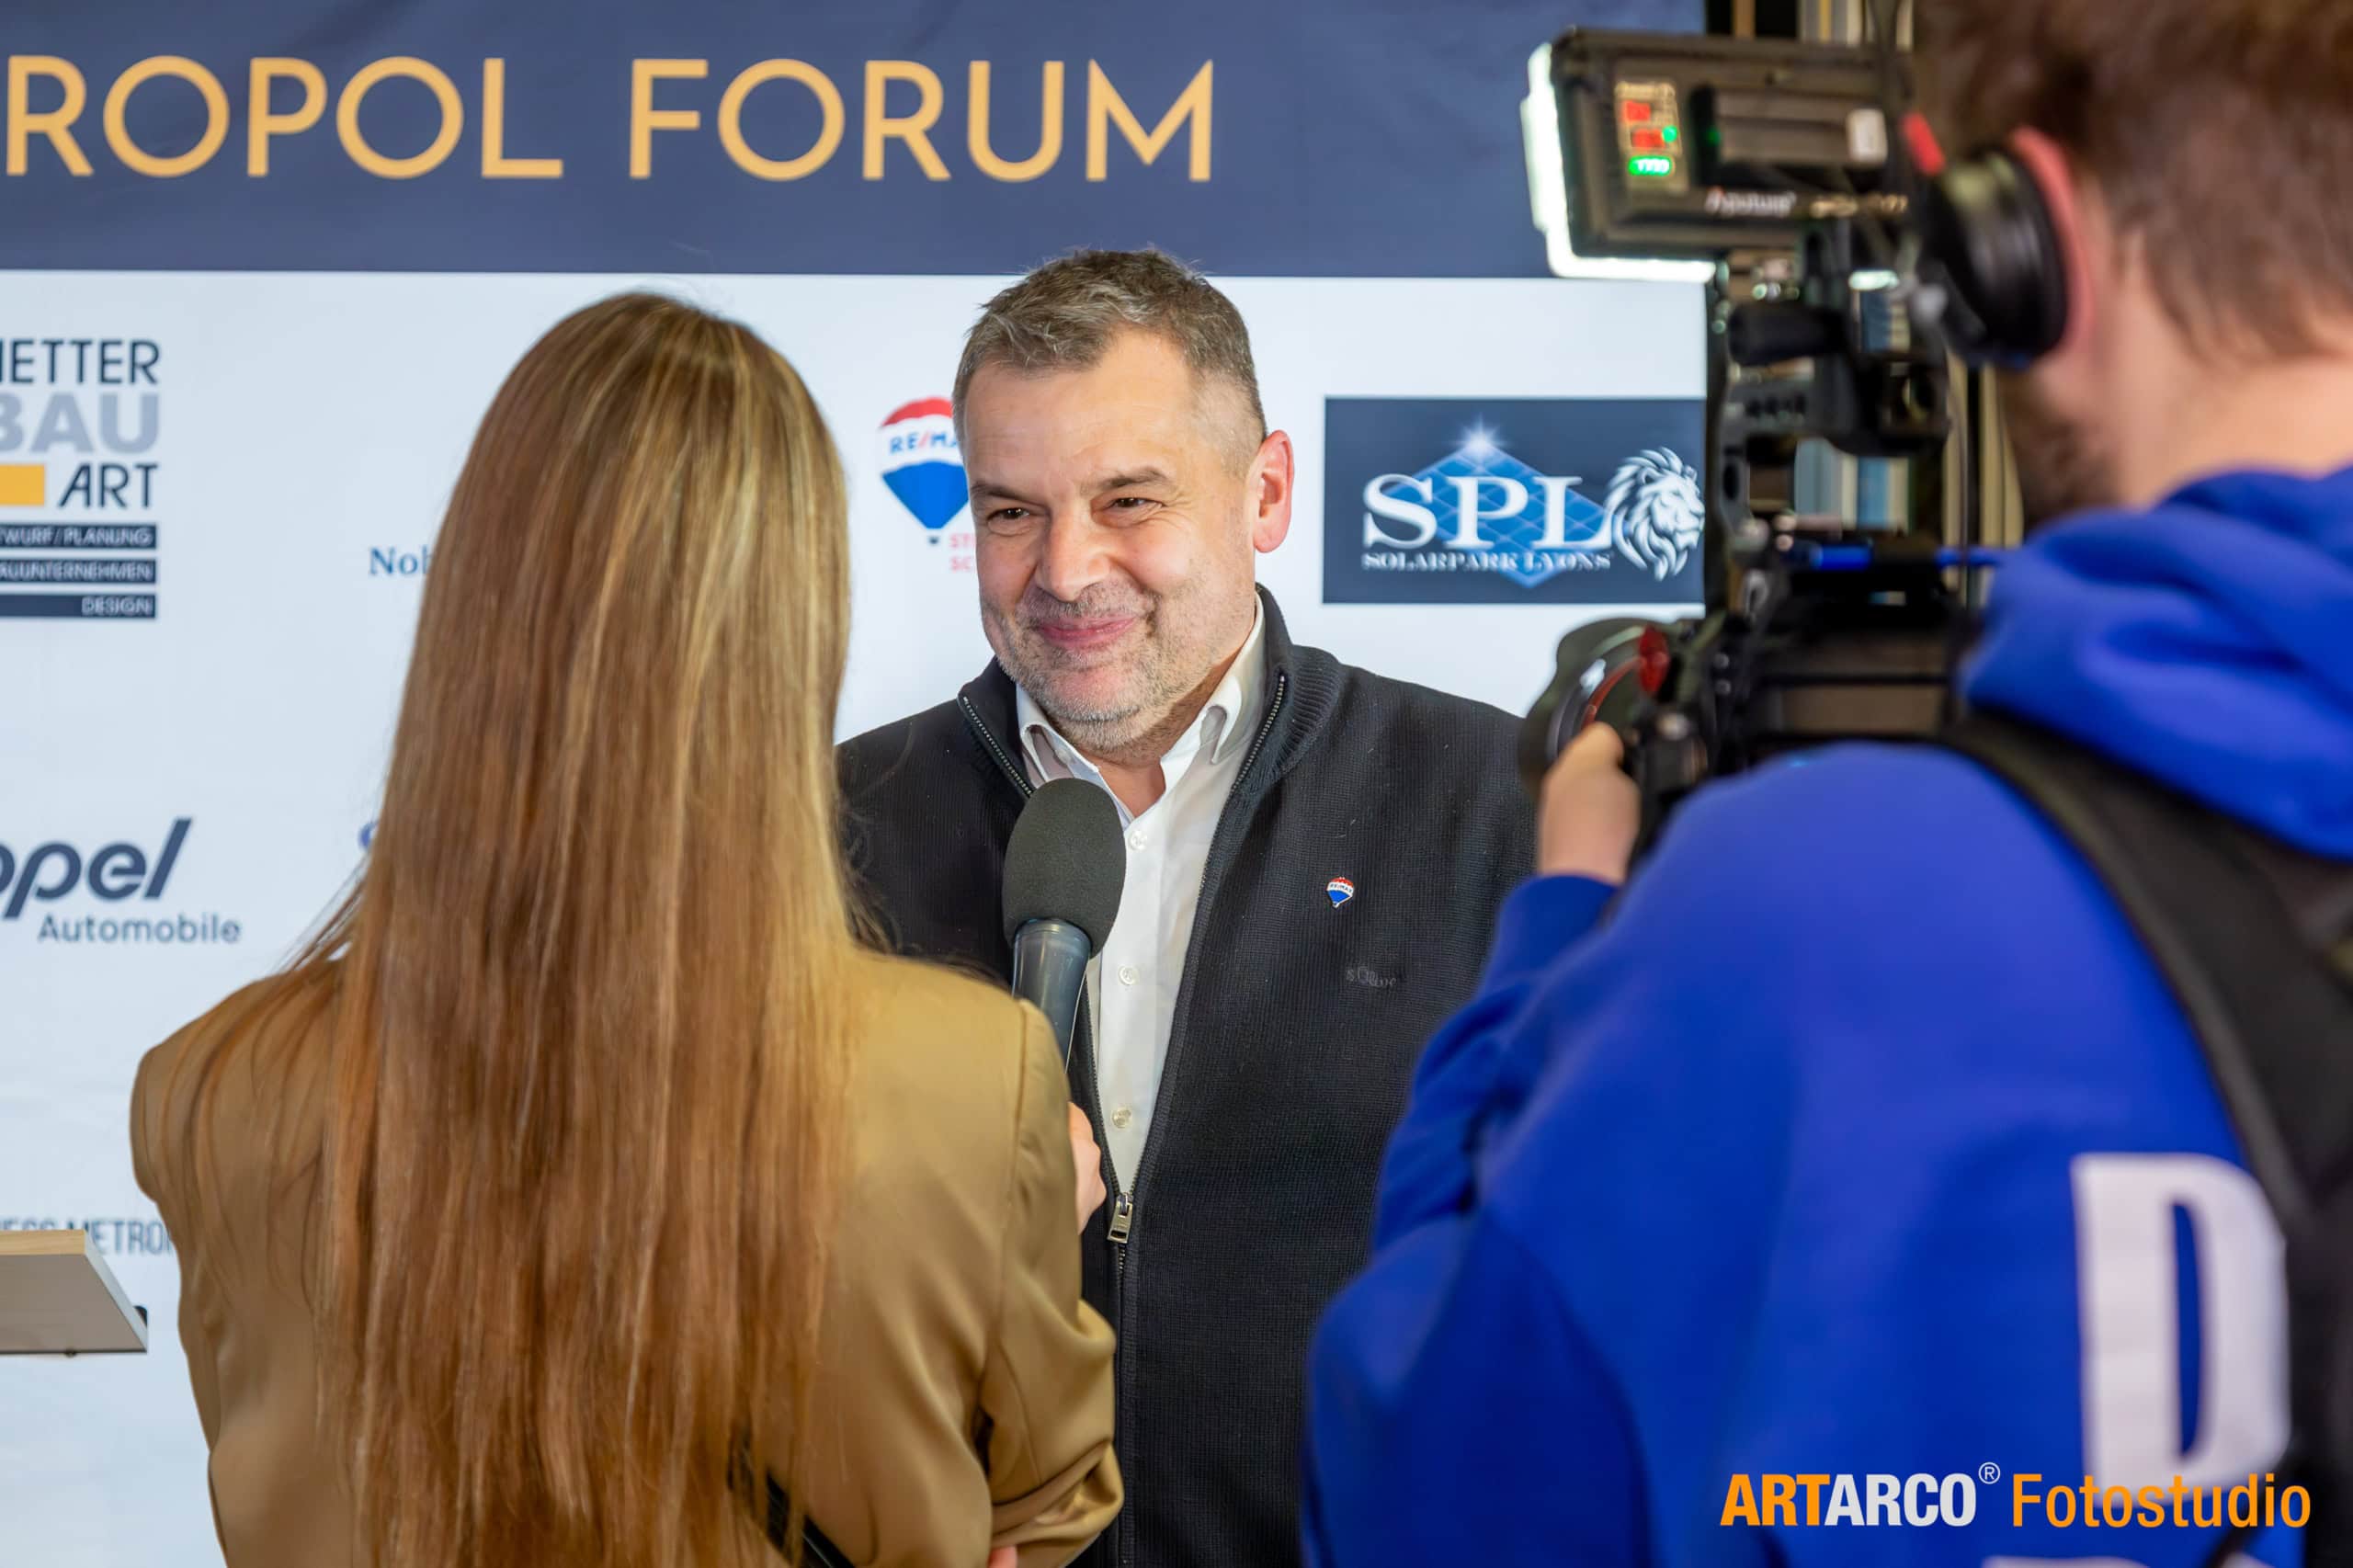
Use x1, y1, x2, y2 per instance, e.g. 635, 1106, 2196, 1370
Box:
0, 0, 1697, 277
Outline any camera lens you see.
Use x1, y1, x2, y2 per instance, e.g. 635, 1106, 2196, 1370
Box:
1518, 618, 1671, 798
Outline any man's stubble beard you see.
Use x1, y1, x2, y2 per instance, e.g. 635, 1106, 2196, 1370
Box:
986, 585, 1183, 752
1999, 371, 2120, 531
987, 569, 1256, 764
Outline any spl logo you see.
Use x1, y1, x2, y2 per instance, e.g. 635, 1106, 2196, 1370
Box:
1358, 428, 1704, 587
878, 398, 967, 541
1322, 397, 1708, 608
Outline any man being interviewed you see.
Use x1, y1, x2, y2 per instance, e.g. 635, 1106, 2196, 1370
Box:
838, 249, 1533, 1567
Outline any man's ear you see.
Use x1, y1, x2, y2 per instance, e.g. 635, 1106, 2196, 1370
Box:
2006, 127, 2097, 358
1248, 430, 1294, 554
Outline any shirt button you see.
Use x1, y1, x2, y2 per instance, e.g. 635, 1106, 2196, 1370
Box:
1118, 964, 1140, 986
1127, 828, 1148, 851
1109, 1106, 1134, 1130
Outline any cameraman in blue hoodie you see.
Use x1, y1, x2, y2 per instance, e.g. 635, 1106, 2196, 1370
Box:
1304, 1, 2353, 1564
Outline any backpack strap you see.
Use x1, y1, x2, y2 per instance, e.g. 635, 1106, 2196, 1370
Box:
1942, 710, 2353, 1568
724, 1443, 853, 1567
763, 1471, 853, 1568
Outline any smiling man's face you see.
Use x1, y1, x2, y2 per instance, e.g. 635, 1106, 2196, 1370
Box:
962, 328, 1267, 756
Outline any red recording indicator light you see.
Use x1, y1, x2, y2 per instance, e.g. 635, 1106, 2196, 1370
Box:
1631, 128, 1665, 151
1622, 100, 1653, 123
1902, 110, 1948, 176
1636, 626, 1673, 695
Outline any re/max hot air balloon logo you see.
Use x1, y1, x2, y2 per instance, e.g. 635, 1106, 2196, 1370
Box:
878, 398, 975, 574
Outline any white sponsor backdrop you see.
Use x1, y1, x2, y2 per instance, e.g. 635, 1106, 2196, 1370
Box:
0, 269, 1699, 1566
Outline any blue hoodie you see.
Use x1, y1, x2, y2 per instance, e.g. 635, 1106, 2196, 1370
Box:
1303, 467, 2353, 1568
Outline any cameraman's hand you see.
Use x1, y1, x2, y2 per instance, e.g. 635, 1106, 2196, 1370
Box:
1069, 1104, 1107, 1233
1538, 725, 1641, 884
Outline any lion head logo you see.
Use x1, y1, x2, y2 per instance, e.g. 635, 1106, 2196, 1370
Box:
1607, 449, 1704, 581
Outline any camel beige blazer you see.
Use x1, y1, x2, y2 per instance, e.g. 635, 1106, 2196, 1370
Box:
131, 950, 1121, 1568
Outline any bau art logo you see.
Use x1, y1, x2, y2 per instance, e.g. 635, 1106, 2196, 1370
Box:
0, 335, 165, 621
1322, 397, 1708, 606
879, 398, 975, 573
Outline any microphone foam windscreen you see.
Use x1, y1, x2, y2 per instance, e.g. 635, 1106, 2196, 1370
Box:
1001, 778, 1128, 949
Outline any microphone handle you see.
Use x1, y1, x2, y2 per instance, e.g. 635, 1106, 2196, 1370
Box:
1009, 918, 1094, 1066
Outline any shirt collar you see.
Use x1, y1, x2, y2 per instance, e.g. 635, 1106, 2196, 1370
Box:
1014, 599, 1268, 786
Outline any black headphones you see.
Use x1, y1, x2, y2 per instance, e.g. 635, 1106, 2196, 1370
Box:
1905, 116, 2072, 368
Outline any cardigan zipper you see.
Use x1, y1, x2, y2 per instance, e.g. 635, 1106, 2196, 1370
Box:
960, 695, 1035, 800
1231, 668, 1289, 794
1108, 667, 1288, 1568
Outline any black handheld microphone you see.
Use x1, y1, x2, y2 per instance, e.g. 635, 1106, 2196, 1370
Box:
1002, 778, 1127, 1064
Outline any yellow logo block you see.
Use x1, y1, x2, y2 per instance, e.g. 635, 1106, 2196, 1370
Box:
0, 465, 45, 506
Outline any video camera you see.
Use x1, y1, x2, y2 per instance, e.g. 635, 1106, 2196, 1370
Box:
1516, 26, 2007, 843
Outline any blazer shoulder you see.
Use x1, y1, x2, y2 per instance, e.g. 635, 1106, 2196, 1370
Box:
847, 950, 1041, 1118
131, 969, 333, 1213
835, 953, 1056, 1284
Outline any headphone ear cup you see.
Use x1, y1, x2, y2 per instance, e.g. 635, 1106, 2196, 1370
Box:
1918, 149, 2069, 367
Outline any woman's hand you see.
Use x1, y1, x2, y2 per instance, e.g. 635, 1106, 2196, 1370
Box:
1068, 1104, 1107, 1233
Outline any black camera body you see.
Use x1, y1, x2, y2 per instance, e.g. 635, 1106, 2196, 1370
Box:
1519, 28, 2052, 842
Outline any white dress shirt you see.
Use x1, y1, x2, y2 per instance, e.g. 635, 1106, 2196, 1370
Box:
1014, 605, 1268, 1190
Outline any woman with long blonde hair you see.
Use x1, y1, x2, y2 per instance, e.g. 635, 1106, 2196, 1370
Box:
131, 293, 1120, 1568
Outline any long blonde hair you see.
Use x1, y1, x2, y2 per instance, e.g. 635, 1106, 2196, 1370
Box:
232, 293, 855, 1565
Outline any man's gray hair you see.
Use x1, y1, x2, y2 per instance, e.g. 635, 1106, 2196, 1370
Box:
953, 248, 1267, 463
